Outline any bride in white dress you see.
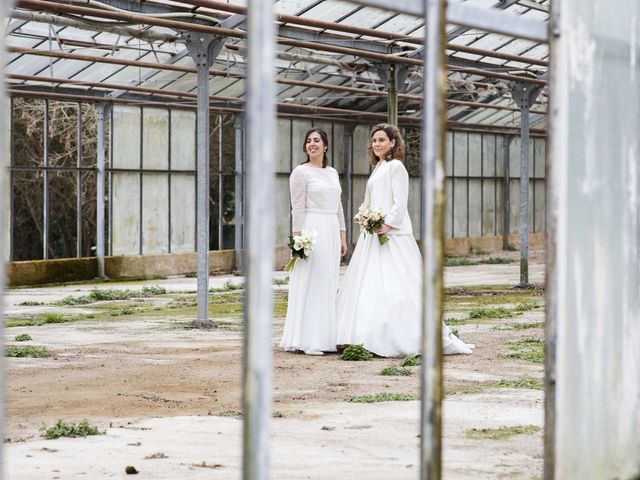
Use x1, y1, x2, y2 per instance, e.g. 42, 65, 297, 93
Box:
280, 128, 347, 355
336, 124, 474, 358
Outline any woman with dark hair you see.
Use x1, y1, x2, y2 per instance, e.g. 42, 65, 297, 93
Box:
280, 128, 347, 355
336, 124, 474, 357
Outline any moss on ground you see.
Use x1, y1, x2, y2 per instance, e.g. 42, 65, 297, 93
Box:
465, 425, 540, 440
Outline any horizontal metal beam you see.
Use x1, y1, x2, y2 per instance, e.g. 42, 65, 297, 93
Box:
350, 0, 549, 42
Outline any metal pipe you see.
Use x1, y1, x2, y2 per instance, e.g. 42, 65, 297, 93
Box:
388, 64, 398, 126
243, 0, 275, 477
503, 136, 512, 250
234, 114, 244, 272
96, 102, 106, 278
218, 113, 223, 250
43, 98, 49, 259
518, 104, 530, 285
180, 0, 549, 66
7, 53, 548, 112
420, 0, 446, 478
0, 5, 18, 476
13, 1, 548, 81
76, 101, 82, 257
195, 60, 211, 326
8, 89, 549, 137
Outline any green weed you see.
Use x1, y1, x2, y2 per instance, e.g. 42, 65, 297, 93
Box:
18, 300, 43, 306
273, 277, 290, 286
6, 345, 50, 358
400, 355, 420, 367
505, 338, 544, 363
341, 344, 373, 361
466, 425, 540, 440
347, 392, 418, 403
514, 302, 539, 311
14, 333, 32, 342
496, 379, 544, 390
469, 307, 511, 319
380, 366, 411, 376
479, 257, 513, 265
444, 257, 478, 267
40, 419, 103, 439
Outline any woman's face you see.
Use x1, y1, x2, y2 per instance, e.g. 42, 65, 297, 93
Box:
371, 130, 395, 160
305, 132, 325, 159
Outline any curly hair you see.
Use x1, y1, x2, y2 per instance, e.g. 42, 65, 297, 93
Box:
368, 124, 405, 165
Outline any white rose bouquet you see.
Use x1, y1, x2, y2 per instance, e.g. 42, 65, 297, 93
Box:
354, 205, 390, 245
284, 229, 318, 272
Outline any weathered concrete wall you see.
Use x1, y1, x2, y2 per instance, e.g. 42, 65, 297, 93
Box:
6, 250, 236, 286
549, 0, 640, 477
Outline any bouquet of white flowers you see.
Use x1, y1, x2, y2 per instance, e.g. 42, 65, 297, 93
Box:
284, 229, 318, 272
354, 205, 390, 245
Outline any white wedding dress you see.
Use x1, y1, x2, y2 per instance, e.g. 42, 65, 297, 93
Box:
336, 160, 474, 358
280, 164, 345, 353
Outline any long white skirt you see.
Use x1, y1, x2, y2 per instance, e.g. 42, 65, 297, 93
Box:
280, 212, 340, 352
336, 232, 474, 358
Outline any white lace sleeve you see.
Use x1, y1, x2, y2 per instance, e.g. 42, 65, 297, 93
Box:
289, 167, 306, 233
337, 199, 346, 231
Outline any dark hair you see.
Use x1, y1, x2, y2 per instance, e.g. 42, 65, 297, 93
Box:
302, 128, 329, 168
368, 123, 405, 165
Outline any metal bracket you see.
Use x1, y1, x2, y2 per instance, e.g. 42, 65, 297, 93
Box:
183, 31, 224, 68
375, 64, 411, 93
509, 81, 543, 110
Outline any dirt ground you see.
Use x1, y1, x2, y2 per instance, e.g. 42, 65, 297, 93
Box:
3, 249, 546, 479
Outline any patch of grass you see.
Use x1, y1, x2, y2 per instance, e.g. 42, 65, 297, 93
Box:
451, 328, 460, 338
55, 286, 166, 306
125, 465, 139, 474
505, 338, 544, 363
209, 280, 244, 293
469, 307, 511, 319
217, 410, 242, 417
514, 302, 539, 311
6, 345, 50, 358
444, 317, 468, 326
347, 392, 419, 403
341, 344, 373, 361
496, 321, 544, 331
142, 285, 166, 295
40, 419, 103, 439
445, 384, 486, 396
273, 276, 289, 286
380, 366, 411, 376
470, 247, 489, 255
18, 300, 43, 306
400, 355, 420, 367
465, 425, 540, 440
479, 257, 513, 265
14, 333, 32, 342
144, 452, 168, 459
444, 257, 478, 267
272, 411, 284, 418
506, 244, 518, 252
184, 272, 197, 278
496, 379, 544, 390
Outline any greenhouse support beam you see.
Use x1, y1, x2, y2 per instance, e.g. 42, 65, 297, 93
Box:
509, 81, 542, 287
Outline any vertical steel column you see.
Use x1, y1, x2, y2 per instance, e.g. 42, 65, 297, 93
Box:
96, 103, 107, 278
43, 99, 49, 259
76, 102, 82, 257
218, 113, 224, 250
420, 0, 446, 478
1, 3, 18, 474
243, 1, 276, 478
388, 64, 398, 126
185, 31, 219, 328
510, 82, 542, 287
502, 136, 512, 250
234, 114, 244, 272
343, 124, 354, 257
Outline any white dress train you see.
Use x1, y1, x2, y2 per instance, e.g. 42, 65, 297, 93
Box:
280, 165, 345, 353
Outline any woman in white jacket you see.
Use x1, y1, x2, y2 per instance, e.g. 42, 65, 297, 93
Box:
336, 124, 474, 357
